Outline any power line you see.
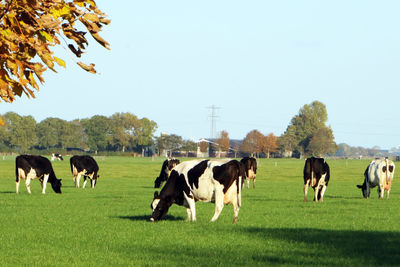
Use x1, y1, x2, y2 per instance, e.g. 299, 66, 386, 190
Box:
207, 105, 220, 139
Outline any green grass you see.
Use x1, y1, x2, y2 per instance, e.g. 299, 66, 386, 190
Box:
0, 156, 399, 266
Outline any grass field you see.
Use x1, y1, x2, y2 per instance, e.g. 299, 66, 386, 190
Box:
0, 156, 399, 266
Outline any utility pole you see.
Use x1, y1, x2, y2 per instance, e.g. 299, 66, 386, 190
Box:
207, 105, 220, 139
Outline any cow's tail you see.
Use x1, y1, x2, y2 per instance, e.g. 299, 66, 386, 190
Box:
384, 158, 391, 191
237, 172, 242, 208
70, 158, 74, 174
311, 169, 315, 187
15, 157, 19, 182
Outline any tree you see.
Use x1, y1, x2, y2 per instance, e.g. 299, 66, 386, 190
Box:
307, 127, 337, 156
0, 0, 110, 110
134, 117, 157, 156
240, 129, 263, 157
59, 119, 87, 149
278, 125, 297, 157
181, 139, 197, 157
155, 134, 183, 157
81, 115, 111, 153
335, 143, 351, 157
4, 112, 37, 152
199, 141, 209, 153
36, 117, 64, 148
0, 114, 11, 150
280, 101, 333, 157
109, 112, 139, 152
262, 133, 278, 158
214, 130, 230, 157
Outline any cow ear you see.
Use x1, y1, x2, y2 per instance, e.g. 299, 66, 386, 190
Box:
356, 185, 362, 188
154, 191, 159, 198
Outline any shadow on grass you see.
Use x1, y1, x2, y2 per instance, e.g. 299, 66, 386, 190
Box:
141, 186, 156, 189
115, 214, 185, 222
0, 191, 14, 194
237, 227, 400, 265
324, 195, 362, 200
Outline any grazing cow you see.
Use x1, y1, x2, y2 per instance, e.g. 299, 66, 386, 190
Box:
357, 158, 395, 199
51, 153, 63, 161
154, 158, 180, 188
303, 157, 330, 202
70, 155, 99, 188
150, 159, 245, 223
240, 157, 257, 188
15, 155, 62, 194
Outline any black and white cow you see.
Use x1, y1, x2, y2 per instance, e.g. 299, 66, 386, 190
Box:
70, 155, 99, 188
15, 155, 62, 194
150, 159, 245, 223
357, 158, 395, 199
51, 153, 64, 161
240, 157, 257, 188
154, 158, 180, 188
303, 157, 330, 202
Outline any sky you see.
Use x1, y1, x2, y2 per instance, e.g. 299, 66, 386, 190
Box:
2, 1, 400, 149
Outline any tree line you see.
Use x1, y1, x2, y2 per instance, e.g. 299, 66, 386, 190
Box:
0, 112, 157, 155
0, 101, 340, 158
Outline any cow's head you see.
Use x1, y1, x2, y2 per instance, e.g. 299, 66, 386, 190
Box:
154, 159, 180, 188
150, 191, 160, 210
150, 192, 173, 222
51, 178, 62, 194
91, 174, 99, 188
356, 180, 370, 198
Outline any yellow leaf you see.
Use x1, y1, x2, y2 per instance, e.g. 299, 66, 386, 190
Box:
77, 62, 96, 74
54, 56, 66, 68
39, 31, 53, 43
83, 13, 99, 23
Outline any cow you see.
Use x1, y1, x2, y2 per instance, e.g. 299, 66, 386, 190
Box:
303, 156, 330, 202
51, 153, 63, 161
150, 159, 245, 223
154, 158, 180, 188
15, 155, 62, 194
357, 158, 395, 199
70, 155, 100, 188
240, 157, 257, 188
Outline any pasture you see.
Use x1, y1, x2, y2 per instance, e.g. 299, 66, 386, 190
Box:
0, 156, 399, 266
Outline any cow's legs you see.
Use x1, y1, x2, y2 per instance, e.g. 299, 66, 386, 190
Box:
186, 208, 192, 221
386, 188, 391, 199
313, 185, 320, 202
304, 179, 310, 202
246, 178, 250, 189
378, 185, 385, 199
16, 180, 20, 194
75, 173, 82, 188
231, 192, 240, 224
16, 168, 25, 194
319, 185, 327, 202
184, 194, 196, 222
252, 178, 256, 189
88, 173, 95, 188
210, 188, 224, 222
25, 177, 32, 194
82, 176, 88, 188
91, 179, 96, 188
41, 174, 49, 194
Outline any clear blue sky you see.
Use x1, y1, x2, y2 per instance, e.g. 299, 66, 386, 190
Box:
2, 1, 400, 149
